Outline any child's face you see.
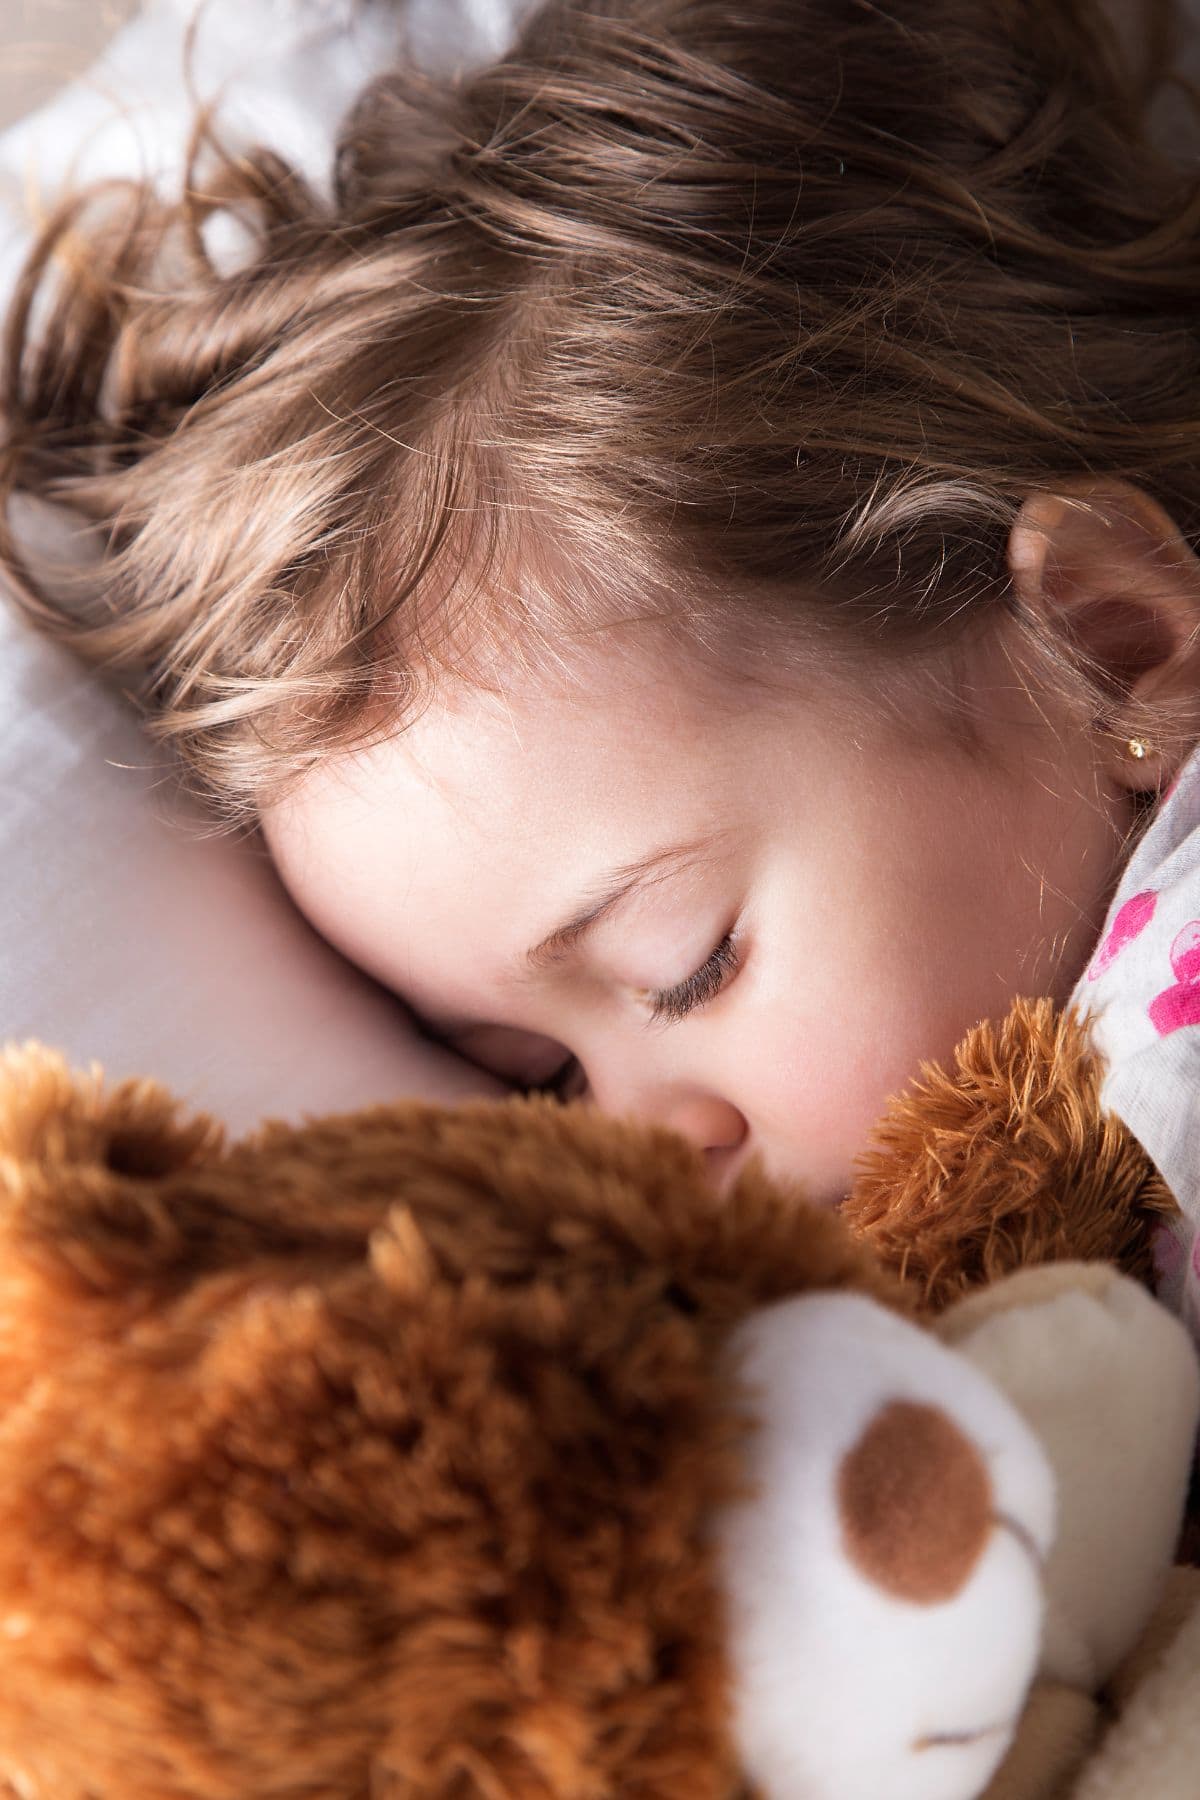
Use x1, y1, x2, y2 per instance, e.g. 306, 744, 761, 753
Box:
262, 622, 1136, 1209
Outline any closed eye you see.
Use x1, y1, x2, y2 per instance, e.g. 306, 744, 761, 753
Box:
645, 929, 740, 1026
531, 929, 741, 1098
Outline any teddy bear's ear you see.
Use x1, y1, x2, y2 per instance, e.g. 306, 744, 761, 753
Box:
0, 1040, 226, 1293
842, 996, 1173, 1309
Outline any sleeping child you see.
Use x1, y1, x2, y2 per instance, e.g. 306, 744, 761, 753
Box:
3, 0, 1200, 1325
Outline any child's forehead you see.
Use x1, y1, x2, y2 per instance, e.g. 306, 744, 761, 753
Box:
397, 653, 762, 794
270, 642, 801, 868
406, 516, 898, 736
289, 605, 915, 850
415, 618, 755, 739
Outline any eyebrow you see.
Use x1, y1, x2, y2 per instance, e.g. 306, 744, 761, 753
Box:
418, 828, 725, 1038
521, 829, 723, 976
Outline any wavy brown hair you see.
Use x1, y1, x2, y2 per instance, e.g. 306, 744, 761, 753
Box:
2, 0, 1200, 829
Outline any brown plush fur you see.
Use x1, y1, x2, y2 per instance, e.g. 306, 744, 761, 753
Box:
842, 998, 1178, 1310
0, 1042, 901, 1800
0, 994, 1177, 1798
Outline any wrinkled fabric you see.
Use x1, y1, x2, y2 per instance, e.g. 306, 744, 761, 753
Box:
1069, 750, 1200, 1344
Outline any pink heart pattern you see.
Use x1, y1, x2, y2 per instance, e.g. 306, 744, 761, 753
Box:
1151, 921, 1200, 1036
1087, 889, 1158, 982
1149, 920, 1200, 1036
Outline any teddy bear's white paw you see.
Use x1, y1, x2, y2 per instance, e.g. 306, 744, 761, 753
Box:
714, 1292, 1056, 1800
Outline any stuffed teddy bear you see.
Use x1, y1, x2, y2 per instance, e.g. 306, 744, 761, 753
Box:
0, 995, 1195, 1800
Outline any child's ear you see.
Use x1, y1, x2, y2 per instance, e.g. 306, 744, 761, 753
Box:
1006, 478, 1200, 792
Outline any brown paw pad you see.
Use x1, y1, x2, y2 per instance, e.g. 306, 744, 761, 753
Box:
837, 1399, 993, 1604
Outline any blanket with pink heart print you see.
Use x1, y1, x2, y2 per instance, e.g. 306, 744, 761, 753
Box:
1070, 747, 1200, 1345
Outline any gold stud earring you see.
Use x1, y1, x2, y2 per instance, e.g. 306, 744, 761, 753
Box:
1126, 738, 1152, 760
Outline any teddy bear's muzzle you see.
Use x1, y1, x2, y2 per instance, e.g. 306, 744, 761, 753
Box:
714, 1291, 1054, 1800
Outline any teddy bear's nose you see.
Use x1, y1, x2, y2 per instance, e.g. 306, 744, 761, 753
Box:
836, 1399, 994, 1604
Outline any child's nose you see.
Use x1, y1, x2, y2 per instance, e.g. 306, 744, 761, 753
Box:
702, 1137, 747, 1197
588, 1074, 748, 1188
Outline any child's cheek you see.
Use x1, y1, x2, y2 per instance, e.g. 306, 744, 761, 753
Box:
738, 956, 989, 1209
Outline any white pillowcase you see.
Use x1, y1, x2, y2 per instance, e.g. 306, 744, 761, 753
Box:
0, 0, 539, 1129
0, 568, 507, 1132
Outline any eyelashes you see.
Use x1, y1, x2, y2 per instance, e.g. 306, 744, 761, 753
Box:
536, 928, 741, 1098
645, 929, 740, 1025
